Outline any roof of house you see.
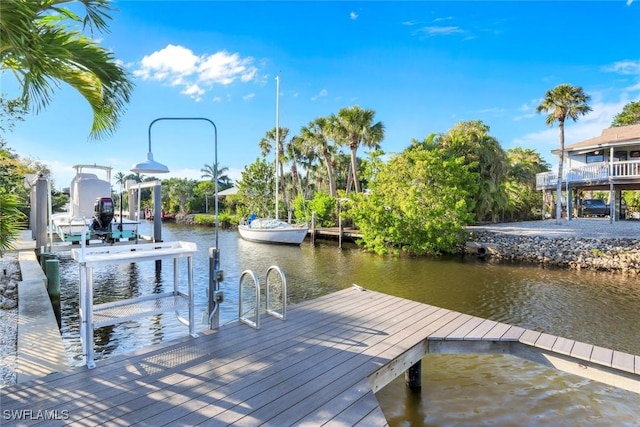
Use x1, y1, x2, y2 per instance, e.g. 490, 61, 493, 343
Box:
557, 124, 640, 154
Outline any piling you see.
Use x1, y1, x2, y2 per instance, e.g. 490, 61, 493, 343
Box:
45, 258, 60, 298
311, 212, 317, 246
405, 360, 422, 392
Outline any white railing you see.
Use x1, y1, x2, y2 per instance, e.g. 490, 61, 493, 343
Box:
536, 160, 640, 189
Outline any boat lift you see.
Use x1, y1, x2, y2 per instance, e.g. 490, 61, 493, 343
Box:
71, 229, 198, 368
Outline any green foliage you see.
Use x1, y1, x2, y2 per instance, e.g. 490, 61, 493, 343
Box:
1, 0, 133, 140
611, 101, 640, 127
346, 145, 475, 256
0, 191, 26, 256
436, 120, 508, 223
236, 158, 275, 218
503, 147, 549, 221
162, 177, 197, 214
293, 192, 337, 226
192, 210, 240, 228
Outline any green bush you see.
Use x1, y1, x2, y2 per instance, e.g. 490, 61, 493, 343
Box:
0, 191, 26, 256
293, 192, 337, 227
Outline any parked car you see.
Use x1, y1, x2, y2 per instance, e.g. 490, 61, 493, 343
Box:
578, 199, 608, 217
606, 202, 627, 219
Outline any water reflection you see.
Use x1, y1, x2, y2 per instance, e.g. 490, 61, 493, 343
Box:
56, 222, 640, 425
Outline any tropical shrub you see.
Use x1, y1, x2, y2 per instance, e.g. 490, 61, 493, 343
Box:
293, 191, 337, 226
0, 191, 25, 256
346, 144, 476, 256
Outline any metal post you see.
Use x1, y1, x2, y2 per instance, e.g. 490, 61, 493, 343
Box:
153, 183, 162, 242
127, 181, 136, 220
209, 247, 222, 329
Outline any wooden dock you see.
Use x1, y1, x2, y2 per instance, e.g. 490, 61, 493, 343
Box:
2, 287, 639, 425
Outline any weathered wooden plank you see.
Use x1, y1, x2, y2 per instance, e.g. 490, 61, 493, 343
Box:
519, 329, 541, 346
428, 313, 471, 340
612, 351, 635, 374
118, 293, 427, 427
535, 333, 557, 351
570, 341, 594, 362
0, 289, 358, 411
78, 292, 419, 426
445, 316, 485, 340
295, 379, 379, 426
2, 287, 639, 427
590, 346, 613, 367
500, 325, 525, 341
551, 336, 575, 357
478, 321, 511, 341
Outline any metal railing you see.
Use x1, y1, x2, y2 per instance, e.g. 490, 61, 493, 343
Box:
536, 160, 640, 189
239, 266, 287, 329
266, 266, 287, 320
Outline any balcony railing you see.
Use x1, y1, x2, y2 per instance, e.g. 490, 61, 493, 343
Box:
536, 160, 640, 189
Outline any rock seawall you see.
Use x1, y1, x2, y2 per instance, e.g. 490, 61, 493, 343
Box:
467, 231, 640, 274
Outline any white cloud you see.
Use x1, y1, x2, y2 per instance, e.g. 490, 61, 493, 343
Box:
311, 89, 328, 101
402, 20, 417, 26
603, 60, 640, 75
134, 44, 259, 100
242, 93, 255, 101
350, 11, 359, 20
627, 0, 634, 5
414, 26, 464, 37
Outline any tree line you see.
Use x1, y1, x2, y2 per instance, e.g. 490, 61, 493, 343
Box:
2, 1, 640, 255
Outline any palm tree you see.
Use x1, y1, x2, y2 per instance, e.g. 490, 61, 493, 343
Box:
200, 163, 231, 188
537, 84, 592, 224
437, 120, 508, 222
331, 106, 385, 193
0, 0, 133, 140
259, 126, 289, 207
299, 117, 338, 197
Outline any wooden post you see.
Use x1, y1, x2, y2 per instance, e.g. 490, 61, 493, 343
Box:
338, 214, 343, 249
405, 360, 422, 392
45, 258, 60, 298
311, 212, 317, 246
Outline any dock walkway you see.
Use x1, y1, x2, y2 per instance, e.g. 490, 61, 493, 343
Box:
2, 287, 638, 426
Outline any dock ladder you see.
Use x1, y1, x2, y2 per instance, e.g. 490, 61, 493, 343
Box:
239, 266, 287, 329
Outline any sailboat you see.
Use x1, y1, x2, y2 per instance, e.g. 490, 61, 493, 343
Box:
238, 76, 309, 245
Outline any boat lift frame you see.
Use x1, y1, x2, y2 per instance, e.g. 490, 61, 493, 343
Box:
71, 233, 197, 368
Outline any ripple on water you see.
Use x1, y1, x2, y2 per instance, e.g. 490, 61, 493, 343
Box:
377, 354, 640, 426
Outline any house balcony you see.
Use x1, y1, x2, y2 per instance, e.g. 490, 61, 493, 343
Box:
536, 160, 640, 191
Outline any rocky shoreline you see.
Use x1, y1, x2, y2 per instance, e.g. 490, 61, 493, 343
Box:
467, 230, 640, 274
0, 253, 20, 388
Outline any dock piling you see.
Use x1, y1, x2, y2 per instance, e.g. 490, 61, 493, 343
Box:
405, 360, 422, 392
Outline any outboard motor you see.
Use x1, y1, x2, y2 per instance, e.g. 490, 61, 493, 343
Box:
92, 197, 115, 232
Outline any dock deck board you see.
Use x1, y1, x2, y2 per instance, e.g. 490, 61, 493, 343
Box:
2, 287, 639, 426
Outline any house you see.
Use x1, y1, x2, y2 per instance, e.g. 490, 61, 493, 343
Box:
535, 124, 640, 220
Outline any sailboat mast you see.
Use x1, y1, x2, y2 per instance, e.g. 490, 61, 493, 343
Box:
275, 75, 280, 220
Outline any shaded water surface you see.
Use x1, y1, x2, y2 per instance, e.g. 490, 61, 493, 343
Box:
57, 222, 640, 425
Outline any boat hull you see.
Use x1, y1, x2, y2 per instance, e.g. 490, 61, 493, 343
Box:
238, 224, 308, 245
51, 214, 138, 243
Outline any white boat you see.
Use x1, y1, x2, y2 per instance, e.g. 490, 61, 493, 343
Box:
237, 76, 308, 245
238, 218, 308, 245
51, 164, 138, 243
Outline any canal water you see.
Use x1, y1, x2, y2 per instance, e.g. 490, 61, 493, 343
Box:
57, 222, 640, 425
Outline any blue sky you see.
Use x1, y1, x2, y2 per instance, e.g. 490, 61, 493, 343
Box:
3, 1, 640, 189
